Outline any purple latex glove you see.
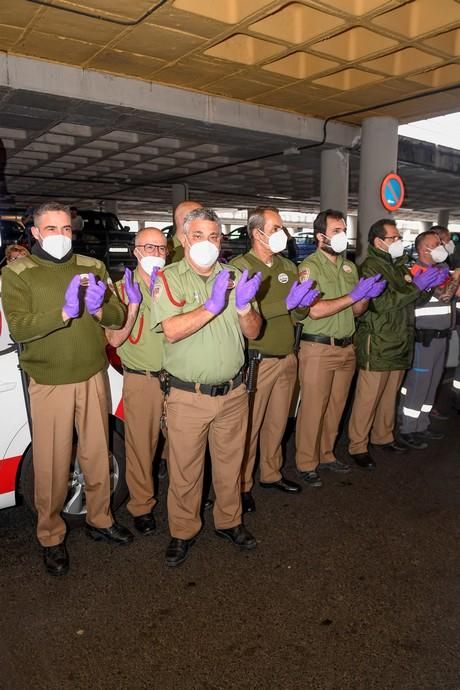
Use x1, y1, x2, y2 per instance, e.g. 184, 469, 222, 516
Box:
413, 265, 450, 291
364, 277, 387, 299
63, 274, 81, 319
349, 274, 382, 303
204, 270, 230, 315
235, 269, 262, 311
149, 266, 160, 296
124, 267, 142, 304
85, 272, 107, 315
298, 287, 320, 308
285, 279, 318, 310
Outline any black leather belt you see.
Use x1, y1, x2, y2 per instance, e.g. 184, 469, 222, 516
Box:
301, 333, 353, 348
248, 350, 288, 360
168, 371, 244, 397
415, 328, 450, 340
123, 365, 160, 378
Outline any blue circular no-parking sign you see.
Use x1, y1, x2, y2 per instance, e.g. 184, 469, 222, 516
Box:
380, 173, 405, 212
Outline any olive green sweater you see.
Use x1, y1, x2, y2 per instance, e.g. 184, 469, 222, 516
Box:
2, 253, 126, 384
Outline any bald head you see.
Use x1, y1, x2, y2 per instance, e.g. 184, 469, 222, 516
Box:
135, 227, 165, 247
174, 201, 202, 243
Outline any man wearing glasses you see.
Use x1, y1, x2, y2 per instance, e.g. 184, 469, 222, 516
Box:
348, 219, 448, 468
106, 228, 168, 536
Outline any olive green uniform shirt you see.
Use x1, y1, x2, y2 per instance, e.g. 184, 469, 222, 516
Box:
151, 259, 245, 384
167, 234, 184, 264
115, 268, 163, 372
231, 250, 306, 356
298, 250, 358, 338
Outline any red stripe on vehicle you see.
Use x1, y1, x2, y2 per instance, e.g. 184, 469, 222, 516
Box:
0, 455, 21, 494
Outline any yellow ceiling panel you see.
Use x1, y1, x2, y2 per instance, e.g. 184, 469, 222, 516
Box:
249, 3, 345, 44
408, 63, 460, 88
262, 52, 338, 79
371, 0, 460, 39
146, 6, 228, 38
61, 0, 155, 20
152, 56, 237, 88
0, 0, 40, 27
0, 25, 24, 48
314, 68, 385, 90
362, 47, 443, 76
113, 24, 203, 61
87, 49, 165, 79
423, 29, 460, 57
11, 31, 100, 65
204, 34, 284, 65
311, 0, 401, 17
172, 0, 271, 24
207, 76, 275, 99
31, 7, 122, 45
310, 26, 398, 61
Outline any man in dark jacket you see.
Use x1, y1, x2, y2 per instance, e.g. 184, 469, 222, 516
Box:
348, 219, 448, 469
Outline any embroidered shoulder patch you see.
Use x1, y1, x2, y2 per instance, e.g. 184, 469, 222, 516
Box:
342, 264, 352, 273
299, 268, 310, 282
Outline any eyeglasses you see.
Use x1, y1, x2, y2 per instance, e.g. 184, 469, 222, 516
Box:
135, 243, 167, 255
383, 235, 401, 242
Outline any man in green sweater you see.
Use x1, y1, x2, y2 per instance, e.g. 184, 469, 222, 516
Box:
231, 206, 318, 513
2, 202, 132, 576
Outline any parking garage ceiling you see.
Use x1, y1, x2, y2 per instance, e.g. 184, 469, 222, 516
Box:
0, 0, 460, 219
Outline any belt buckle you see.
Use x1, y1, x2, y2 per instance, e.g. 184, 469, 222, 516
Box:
211, 383, 229, 396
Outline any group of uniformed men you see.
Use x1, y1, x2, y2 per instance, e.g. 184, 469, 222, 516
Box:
2, 201, 455, 576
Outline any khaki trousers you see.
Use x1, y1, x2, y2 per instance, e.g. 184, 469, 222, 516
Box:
242, 354, 297, 492
29, 371, 113, 547
348, 369, 405, 454
166, 384, 248, 540
122, 372, 163, 516
296, 342, 356, 472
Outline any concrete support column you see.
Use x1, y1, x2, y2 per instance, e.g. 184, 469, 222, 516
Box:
172, 183, 189, 213
357, 117, 399, 263
437, 209, 450, 227
420, 221, 432, 233
320, 148, 349, 214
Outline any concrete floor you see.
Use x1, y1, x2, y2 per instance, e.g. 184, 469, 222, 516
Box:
1, 385, 460, 690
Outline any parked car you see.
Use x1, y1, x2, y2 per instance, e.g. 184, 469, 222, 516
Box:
0, 297, 127, 522
73, 210, 135, 271
0, 218, 27, 264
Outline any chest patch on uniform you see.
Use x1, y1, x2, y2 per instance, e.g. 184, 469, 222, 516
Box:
404, 274, 412, 283
278, 272, 289, 284
153, 283, 163, 301
342, 265, 352, 273
299, 268, 310, 282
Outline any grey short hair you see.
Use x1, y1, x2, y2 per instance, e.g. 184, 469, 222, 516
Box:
33, 202, 71, 225
247, 206, 279, 238
183, 208, 222, 235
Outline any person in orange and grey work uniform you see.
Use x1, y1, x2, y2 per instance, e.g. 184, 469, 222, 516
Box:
295, 209, 387, 487
151, 207, 262, 567
1, 202, 132, 577
231, 206, 319, 514
106, 227, 167, 536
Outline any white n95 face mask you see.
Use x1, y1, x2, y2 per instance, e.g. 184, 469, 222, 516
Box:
140, 256, 165, 275
41, 233, 72, 260
430, 245, 448, 264
444, 240, 455, 256
189, 240, 219, 268
387, 239, 405, 260
267, 229, 288, 254
329, 231, 348, 254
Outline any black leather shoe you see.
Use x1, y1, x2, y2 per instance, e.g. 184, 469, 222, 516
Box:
215, 524, 257, 550
241, 491, 256, 514
399, 433, 428, 450
349, 452, 376, 470
259, 477, 301, 493
318, 459, 351, 473
417, 429, 445, 441
85, 522, 134, 545
370, 441, 407, 453
43, 543, 69, 576
133, 512, 156, 535
297, 470, 323, 487
165, 537, 195, 567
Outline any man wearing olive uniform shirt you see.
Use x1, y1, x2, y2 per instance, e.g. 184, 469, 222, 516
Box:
151, 208, 262, 567
296, 210, 386, 486
231, 206, 318, 513
106, 227, 168, 536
